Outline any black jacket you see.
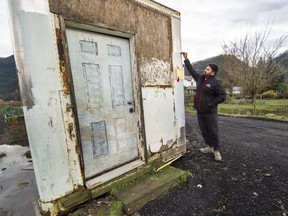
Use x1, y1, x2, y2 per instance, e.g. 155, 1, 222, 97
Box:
184, 59, 226, 114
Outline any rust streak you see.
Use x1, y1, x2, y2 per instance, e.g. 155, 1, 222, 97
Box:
66, 103, 72, 113
143, 85, 173, 89
67, 123, 75, 140
55, 25, 69, 95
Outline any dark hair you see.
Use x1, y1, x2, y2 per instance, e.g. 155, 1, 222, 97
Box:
208, 64, 218, 75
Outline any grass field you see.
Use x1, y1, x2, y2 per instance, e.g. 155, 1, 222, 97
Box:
185, 99, 288, 121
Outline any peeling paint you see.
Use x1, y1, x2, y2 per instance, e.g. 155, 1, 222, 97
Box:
66, 103, 72, 113
166, 139, 174, 145
48, 116, 54, 129
67, 123, 75, 140
158, 144, 168, 152
178, 126, 186, 146
140, 58, 171, 86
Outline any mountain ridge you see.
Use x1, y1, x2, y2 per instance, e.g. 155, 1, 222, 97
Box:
186, 51, 288, 82
0, 52, 287, 101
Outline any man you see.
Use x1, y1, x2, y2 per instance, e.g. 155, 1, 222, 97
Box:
181, 52, 226, 161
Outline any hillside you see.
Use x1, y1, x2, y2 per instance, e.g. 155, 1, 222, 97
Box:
187, 51, 288, 83
1, 52, 287, 102
0, 55, 20, 101
188, 55, 231, 80
274, 50, 288, 81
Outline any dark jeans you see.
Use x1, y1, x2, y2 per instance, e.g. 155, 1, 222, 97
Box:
197, 112, 219, 150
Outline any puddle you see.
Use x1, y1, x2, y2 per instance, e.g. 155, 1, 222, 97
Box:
0, 145, 39, 216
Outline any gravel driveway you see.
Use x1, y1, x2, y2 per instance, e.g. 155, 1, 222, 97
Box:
139, 114, 288, 216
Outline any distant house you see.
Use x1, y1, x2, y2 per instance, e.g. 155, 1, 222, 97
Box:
226, 86, 242, 95
184, 76, 196, 94
232, 86, 242, 94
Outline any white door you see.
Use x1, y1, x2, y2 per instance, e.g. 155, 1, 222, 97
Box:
66, 28, 138, 179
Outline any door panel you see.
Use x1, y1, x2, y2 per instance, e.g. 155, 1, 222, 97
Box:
83, 63, 102, 109
109, 65, 125, 106
66, 28, 138, 179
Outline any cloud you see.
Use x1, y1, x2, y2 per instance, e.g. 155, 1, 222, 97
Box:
1, 0, 287, 61
155, 0, 288, 61
0, 1, 13, 57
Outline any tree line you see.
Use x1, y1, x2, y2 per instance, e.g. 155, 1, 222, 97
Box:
190, 51, 288, 96
0, 55, 20, 101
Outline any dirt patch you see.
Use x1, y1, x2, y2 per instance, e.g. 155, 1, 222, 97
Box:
0, 208, 14, 216
0, 122, 29, 146
0, 152, 6, 159
68, 195, 123, 216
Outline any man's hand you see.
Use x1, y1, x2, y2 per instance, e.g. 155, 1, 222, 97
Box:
180, 52, 188, 60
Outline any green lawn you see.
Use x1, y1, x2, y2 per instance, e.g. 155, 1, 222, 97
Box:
186, 99, 288, 121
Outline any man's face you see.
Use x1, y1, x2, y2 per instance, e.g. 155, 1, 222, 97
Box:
204, 66, 215, 76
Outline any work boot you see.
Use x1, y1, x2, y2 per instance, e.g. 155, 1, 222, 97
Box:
199, 146, 214, 154
214, 150, 222, 161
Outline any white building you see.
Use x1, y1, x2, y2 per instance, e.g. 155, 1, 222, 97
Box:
183, 76, 196, 88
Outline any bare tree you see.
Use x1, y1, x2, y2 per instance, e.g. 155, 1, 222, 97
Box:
223, 23, 288, 113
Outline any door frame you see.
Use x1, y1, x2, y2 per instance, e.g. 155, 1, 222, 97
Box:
57, 16, 148, 181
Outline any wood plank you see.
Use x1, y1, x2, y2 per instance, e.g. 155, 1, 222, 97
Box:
86, 160, 145, 189
113, 166, 188, 215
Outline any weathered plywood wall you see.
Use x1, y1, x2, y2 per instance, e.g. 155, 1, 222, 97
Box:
49, 0, 181, 156
49, 0, 172, 85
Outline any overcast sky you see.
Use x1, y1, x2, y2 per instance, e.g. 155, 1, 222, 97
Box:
1, 0, 288, 61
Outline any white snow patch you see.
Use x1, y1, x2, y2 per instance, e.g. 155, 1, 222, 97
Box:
0, 144, 31, 170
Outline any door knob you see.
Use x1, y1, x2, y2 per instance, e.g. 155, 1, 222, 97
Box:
129, 108, 134, 113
